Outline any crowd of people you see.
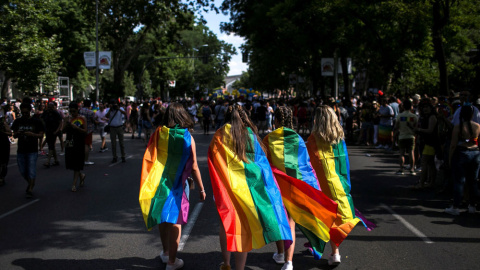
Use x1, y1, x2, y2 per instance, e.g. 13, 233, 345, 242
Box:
1, 89, 479, 269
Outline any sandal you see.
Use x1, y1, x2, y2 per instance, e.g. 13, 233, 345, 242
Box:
71, 185, 77, 192
80, 174, 86, 187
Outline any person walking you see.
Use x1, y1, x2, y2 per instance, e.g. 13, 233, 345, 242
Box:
445, 105, 480, 215
129, 102, 138, 139
41, 102, 62, 167
208, 104, 292, 270
106, 100, 127, 163
63, 103, 87, 192
394, 99, 418, 175
79, 100, 95, 165
0, 116, 12, 186
11, 101, 45, 198
94, 103, 109, 152
263, 106, 337, 270
306, 105, 374, 266
140, 103, 206, 270
139, 102, 154, 145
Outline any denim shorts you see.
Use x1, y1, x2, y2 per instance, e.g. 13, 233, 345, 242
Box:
17, 152, 38, 180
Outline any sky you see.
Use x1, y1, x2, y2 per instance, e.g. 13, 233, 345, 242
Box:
201, 1, 248, 76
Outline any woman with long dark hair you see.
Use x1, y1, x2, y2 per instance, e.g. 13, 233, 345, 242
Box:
445, 105, 480, 215
63, 103, 86, 192
140, 102, 205, 270
208, 104, 292, 270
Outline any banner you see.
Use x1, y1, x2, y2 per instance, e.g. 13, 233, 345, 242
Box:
84, 51, 112, 69
321, 58, 352, 76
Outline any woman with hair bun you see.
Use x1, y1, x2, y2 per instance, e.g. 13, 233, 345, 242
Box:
208, 104, 292, 270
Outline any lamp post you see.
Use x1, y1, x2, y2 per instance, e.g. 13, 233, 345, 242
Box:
95, 0, 99, 102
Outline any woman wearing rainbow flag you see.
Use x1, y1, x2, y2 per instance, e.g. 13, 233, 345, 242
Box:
263, 105, 338, 270
139, 103, 206, 270
208, 104, 292, 270
306, 105, 375, 266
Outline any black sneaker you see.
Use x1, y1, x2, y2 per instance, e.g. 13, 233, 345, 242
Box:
25, 191, 33, 198
112, 158, 117, 163
121, 157, 126, 163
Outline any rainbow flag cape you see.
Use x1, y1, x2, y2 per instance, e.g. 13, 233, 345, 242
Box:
263, 127, 338, 259
306, 135, 375, 248
208, 124, 292, 252
139, 126, 193, 230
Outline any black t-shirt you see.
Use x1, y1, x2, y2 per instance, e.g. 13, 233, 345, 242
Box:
41, 110, 62, 132
257, 106, 267, 121
11, 117, 45, 153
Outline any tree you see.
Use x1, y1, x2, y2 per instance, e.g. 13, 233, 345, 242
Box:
0, 0, 62, 96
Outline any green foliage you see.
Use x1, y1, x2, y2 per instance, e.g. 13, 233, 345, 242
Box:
0, 0, 62, 93
71, 66, 94, 95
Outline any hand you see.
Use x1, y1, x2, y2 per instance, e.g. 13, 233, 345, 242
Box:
199, 190, 206, 201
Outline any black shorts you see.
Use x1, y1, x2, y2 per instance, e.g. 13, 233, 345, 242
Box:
398, 138, 415, 151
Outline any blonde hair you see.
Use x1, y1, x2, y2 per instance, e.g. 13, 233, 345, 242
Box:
311, 105, 344, 144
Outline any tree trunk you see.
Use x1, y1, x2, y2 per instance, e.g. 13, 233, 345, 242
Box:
432, 0, 449, 96
340, 56, 351, 100
1, 76, 11, 99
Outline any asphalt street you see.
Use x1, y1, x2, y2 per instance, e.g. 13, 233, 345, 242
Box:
1, 125, 480, 270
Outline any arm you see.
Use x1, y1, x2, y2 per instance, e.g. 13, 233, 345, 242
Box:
190, 138, 206, 201
449, 125, 459, 166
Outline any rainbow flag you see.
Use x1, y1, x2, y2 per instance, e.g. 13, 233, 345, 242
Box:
306, 135, 375, 248
208, 124, 292, 252
139, 126, 193, 230
264, 127, 338, 259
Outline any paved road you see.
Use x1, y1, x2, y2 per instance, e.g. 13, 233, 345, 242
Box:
1, 126, 479, 270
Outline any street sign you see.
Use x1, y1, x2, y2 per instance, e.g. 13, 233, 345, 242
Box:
84, 51, 112, 69
321, 58, 352, 76
168, 80, 176, 87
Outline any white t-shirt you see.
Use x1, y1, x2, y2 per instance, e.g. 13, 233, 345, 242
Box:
95, 110, 108, 125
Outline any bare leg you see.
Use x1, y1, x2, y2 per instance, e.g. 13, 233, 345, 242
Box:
275, 241, 284, 256
330, 241, 339, 255
219, 224, 231, 267
285, 216, 295, 262
167, 224, 181, 264
159, 223, 169, 254
234, 252, 248, 270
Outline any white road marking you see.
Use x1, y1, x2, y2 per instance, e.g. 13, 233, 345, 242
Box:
0, 199, 40, 220
178, 202, 204, 251
108, 155, 134, 167
380, 203, 434, 244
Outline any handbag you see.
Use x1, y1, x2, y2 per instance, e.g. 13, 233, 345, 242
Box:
104, 110, 118, 133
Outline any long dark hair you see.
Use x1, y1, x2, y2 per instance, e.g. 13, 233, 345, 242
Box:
162, 102, 194, 129
224, 104, 265, 163
460, 105, 474, 138
274, 106, 294, 129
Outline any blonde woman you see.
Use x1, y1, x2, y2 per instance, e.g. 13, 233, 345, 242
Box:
263, 106, 337, 270
306, 105, 374, 265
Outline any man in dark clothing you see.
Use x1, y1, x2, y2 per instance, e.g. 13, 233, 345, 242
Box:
11, 102, 45, 198
256, 101, 268, 134
41, 102, 62, 167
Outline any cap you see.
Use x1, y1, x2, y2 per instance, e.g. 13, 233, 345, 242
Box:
413, 94, 421, 100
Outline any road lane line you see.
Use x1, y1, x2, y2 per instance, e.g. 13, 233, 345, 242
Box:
380, 203, 434, 244
178, 202, 204, 251
108, 155, 134, 167
0, 199, 40, 220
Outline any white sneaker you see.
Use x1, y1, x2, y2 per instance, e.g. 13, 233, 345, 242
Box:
160, 252, 169, 263
165, 258, 184, 270
328, 254, 341, 266
444, 206, 460, 216
84, 161, 94, 165
273, 252, 285, 264
468, 205, 476, 214
281, 261, 293, 270
375, 144, 384, 149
